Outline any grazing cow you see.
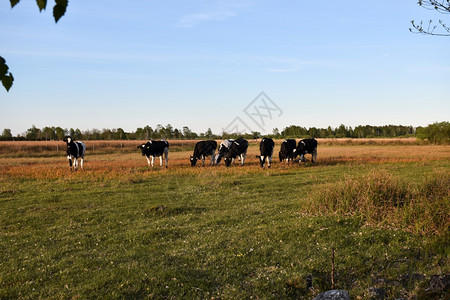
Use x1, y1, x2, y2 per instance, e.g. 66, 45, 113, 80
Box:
215, 139, 234, 165
278, 139, 296, 163
190, 140, 217, 167
294, 138, 318, 163
224, 137, 248, 167
63, 136, 86, 171
256, 137, 275, 168
138, 140, 169, 168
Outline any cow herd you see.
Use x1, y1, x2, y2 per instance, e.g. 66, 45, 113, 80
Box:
63, 135, 318, 170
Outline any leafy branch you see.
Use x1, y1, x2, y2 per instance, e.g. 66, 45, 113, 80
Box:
2, 0, 69, 92
417, 0, 450, 13
410, 0, 450, 36
10, 0, 69, 23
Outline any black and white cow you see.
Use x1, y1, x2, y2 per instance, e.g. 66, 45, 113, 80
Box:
224, 137, 248, 167
63, 136, 86, 171
256, 137, 275, 168
138, 140, 169, 168
294, 138, 318, 163
278, 139, 296, 163
215, 139, 234, 165
190, 140, 217, 167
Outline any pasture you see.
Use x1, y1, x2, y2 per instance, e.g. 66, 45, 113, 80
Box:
0, 139, 449, 299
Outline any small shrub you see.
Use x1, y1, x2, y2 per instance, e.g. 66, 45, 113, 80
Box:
303, 170, 449, 236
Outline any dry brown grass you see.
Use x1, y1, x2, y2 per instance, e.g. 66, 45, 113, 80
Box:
0, 140, 204, 157
0, 138, 419, 156
303, 169, 450, 236
0, 140, 448, 181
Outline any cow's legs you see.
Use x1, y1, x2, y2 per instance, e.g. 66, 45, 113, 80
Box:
267, 156, 272, 168
240, 152, 247, 166
151, 156, 155, 167
202, 155, 206, 166
299, 154, 305, 163
210, 153, 215, 165
68, 156, 73, 170
146, 156, 151, 167
80, 157, 84, 169
267, 150, 273, 168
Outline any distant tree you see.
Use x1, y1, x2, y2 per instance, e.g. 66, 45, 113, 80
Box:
155, 124, 164, 139
90, 128, 101, 140
252, 131, 261, 139
165, 124, 173, 139
182, 126, 192, 139
410, 0, 450, 36
416, 121, 450, 144
135, 127, 144, 140
326, 126, 334, 137
55, 127, 65, 140
73, 128, 83, 140
308, 127, 319, 138
272, 128, 281, 138
335, 124, 347, 138
44, 126, 59, 140
281, 125, 308, 138
1, 128, 13, 139
173, 128, 181, 139
26, 125, 41, 140
145, 126, 153, 139
205, 128, 214, 139
115, 128, 126, 140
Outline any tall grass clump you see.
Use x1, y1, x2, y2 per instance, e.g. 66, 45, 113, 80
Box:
405, 169, 450, 236
303, 170, 449, 236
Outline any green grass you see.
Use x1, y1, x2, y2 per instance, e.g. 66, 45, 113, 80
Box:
1, 157, 449, 299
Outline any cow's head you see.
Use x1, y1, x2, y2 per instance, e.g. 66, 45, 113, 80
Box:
63, 136, 72, 143
293, 144, 305, 158
224, 156, 232, 167
297, 141, 306, 154
218, 144, 226, 157
190, 155, 198, 167
137, 144, 147, 156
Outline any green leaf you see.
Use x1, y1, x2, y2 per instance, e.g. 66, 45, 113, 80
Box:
0, 63, 8, 78
2, 73, 14, 92
10, 0, 20, 8
53, 0, 68, 23
36, 0, 47, 12
0, 57, 9, 78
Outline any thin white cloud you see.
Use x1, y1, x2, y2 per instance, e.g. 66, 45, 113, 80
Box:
177, 11, 236, 27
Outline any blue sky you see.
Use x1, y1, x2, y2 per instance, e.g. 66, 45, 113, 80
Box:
1, 0, 449, 136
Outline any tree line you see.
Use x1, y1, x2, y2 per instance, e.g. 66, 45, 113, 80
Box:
1, 122, 449, 144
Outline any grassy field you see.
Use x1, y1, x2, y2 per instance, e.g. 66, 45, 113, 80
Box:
0, 139, 449, 299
